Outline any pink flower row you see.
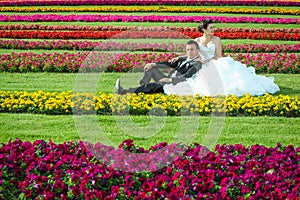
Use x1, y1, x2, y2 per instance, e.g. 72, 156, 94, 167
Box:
0, 0, 298, 6
0, 14, 299, 24
0, 51, 299, 73
0, 139, 299, 199
1, 24, 299, 34
0, 39, 299, 53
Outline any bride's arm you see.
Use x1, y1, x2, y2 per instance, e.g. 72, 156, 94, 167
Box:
201, 37, 222, 63
213, 37, 222, 59
195, 55, 205, 63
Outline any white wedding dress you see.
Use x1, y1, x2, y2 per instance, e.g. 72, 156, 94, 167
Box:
163, 43, 280, 96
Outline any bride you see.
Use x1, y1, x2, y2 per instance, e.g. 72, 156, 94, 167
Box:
163, 19, 280, 97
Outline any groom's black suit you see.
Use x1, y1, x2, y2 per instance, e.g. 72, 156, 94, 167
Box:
124, 56, 202, 94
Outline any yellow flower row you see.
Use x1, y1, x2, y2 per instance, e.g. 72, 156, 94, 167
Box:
0, 90, 299, 117
0, 6, 298, 15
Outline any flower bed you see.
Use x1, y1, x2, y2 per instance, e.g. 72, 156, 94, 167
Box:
0, 0, 298, 6
0, 139, 299, 199
1, 6, 299, 15
0, 91, 299, 117
2, 30, 298, 40
1, 14, 299, 24
3, 25, 299, 34
1, 39, 299, 53
0, 52, 177, 73
1, 39, 300, 54
1, 52, 298, 73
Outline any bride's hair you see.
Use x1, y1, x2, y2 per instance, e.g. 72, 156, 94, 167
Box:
198, 19, 213, 33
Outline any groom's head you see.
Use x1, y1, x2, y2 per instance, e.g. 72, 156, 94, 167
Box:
185, 40, 200, 59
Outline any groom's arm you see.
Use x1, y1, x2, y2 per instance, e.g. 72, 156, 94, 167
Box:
155, 57, 186, 69
171, 61, 202, 85
155, 61, 177, 69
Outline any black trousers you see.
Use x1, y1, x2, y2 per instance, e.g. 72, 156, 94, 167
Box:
140, 67, 167, 85
128, 82, 165, 94
125, 67, 168, 94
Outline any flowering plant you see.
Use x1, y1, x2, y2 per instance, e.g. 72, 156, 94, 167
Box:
0, 0, 298, 6
0, 139, 299, 199
0, 14, 298, 24
3, 24, 298, 33
0, 6, 299, 15
0, 39, 299, 53
0, 91, 299, 117
1, 29, 298, 40
1, 52, 298, 73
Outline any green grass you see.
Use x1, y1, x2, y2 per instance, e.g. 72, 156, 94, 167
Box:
0, 113, 299, 148
0, 73, 299, 96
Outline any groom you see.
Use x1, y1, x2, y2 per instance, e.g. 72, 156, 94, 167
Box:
116, 40, 202, 94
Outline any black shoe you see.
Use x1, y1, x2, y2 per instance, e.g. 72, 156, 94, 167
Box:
115, 78, 127, 94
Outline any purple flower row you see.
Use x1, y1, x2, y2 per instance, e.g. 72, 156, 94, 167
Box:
0, 51, 299, 73
1, 39, 299, 53
1, 24, 299, 34
0, 0, 298, 6
0, 14, 299, 24
0, 24, 129, 31
0, 139, 299, 199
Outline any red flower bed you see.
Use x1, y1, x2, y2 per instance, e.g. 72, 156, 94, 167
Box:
0, 139, 299, 199
0, 30, 299, 40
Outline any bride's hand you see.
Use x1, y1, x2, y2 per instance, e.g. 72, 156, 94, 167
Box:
202, 58, 213, 64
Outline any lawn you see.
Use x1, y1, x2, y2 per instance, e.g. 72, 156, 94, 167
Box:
0, 73, 299, 96
0, 114, 299, 148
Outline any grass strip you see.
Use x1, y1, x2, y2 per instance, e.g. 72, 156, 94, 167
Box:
0, 73, 299, 96
0, 113, 299, 148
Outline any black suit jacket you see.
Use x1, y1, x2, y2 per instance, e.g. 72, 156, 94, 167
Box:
155, 56, 202, 85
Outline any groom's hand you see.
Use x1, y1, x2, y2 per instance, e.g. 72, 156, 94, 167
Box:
169, 56, 180, 63
144, 63, 156, 71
